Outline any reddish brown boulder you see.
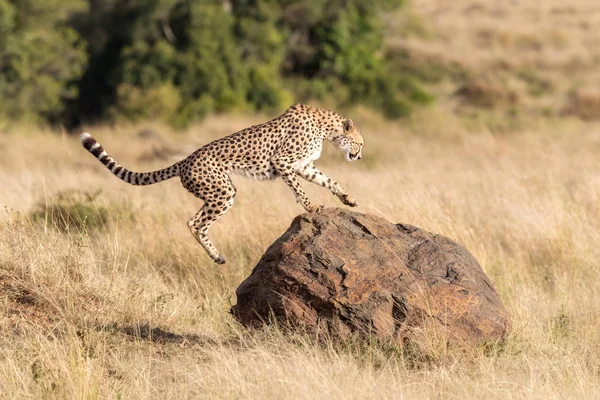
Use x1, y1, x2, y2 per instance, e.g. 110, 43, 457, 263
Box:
232, 208, 510, 344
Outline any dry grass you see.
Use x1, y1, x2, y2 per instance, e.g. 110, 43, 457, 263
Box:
1, 111, 600, 399
388, 0, 600, 125
2, 0, 600, 397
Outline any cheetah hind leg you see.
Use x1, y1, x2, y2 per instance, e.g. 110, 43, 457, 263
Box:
187, 190, 235, 264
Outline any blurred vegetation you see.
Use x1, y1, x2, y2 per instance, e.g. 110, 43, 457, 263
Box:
29, 189, 109, 232
0, 0, 434, 128
0, 0, 88, 123
29, 189, 134, 232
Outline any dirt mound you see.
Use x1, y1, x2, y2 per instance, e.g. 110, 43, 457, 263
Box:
232, 208, 510, 344
1, 275, 58, 328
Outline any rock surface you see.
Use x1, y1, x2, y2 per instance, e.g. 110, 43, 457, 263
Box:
231, 208, 510, 344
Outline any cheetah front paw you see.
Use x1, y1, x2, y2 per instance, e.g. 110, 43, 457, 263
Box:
306, 204, 325, 213
339, 194, 358, 207
214, 255, 226, 264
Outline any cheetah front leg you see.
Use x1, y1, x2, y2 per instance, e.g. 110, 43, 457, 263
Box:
272, 160, 323, 212
297, 163, 358, 207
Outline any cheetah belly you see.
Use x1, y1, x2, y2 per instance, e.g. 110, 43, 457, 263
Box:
232, 165, 280, 181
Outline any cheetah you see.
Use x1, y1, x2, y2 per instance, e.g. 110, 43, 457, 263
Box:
80, 104, 364, 264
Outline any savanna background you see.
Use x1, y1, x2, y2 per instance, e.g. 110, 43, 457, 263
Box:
1, 0, 600, 398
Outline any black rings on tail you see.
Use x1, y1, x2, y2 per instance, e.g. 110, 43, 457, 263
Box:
80, 132, 180, 185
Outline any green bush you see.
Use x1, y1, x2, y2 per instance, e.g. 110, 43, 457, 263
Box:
30, 190, 109, 232
0, 0, 88, 122
1, 0, 433, 126
111, 82, 182, 123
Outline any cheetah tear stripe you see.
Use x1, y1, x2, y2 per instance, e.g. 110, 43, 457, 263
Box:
80, 132, 180, 185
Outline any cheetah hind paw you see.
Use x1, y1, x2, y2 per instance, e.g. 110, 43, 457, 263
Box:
214, 255, 226, 264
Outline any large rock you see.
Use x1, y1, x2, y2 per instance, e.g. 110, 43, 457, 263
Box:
232, 208, 510, 344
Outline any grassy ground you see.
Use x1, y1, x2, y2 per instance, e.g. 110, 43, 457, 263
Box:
2, 0, 600, 398
1, 112, 600, 398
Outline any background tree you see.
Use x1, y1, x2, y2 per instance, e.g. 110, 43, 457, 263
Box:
0, 0, 433, 128
0, 0, 88, 123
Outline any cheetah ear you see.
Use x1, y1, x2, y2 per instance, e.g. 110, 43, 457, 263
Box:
343, 119, 354, 131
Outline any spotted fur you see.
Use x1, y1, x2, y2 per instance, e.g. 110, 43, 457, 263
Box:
81, 104, 364, 264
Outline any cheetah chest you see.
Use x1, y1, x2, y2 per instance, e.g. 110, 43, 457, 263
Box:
291, 147, 322, 171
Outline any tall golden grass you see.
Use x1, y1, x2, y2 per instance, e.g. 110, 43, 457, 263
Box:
1, 107, 600, 398
3, 0, 600, 396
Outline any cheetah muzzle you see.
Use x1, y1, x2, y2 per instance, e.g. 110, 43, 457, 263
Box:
80, 104, 365, 264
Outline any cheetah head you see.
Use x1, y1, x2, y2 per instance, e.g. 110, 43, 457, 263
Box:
333, 119, 364, 161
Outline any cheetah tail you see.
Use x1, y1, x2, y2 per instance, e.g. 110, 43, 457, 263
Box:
80, 132, 180, 186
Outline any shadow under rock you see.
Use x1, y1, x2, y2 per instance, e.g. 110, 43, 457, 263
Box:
98, 322, 218, 346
